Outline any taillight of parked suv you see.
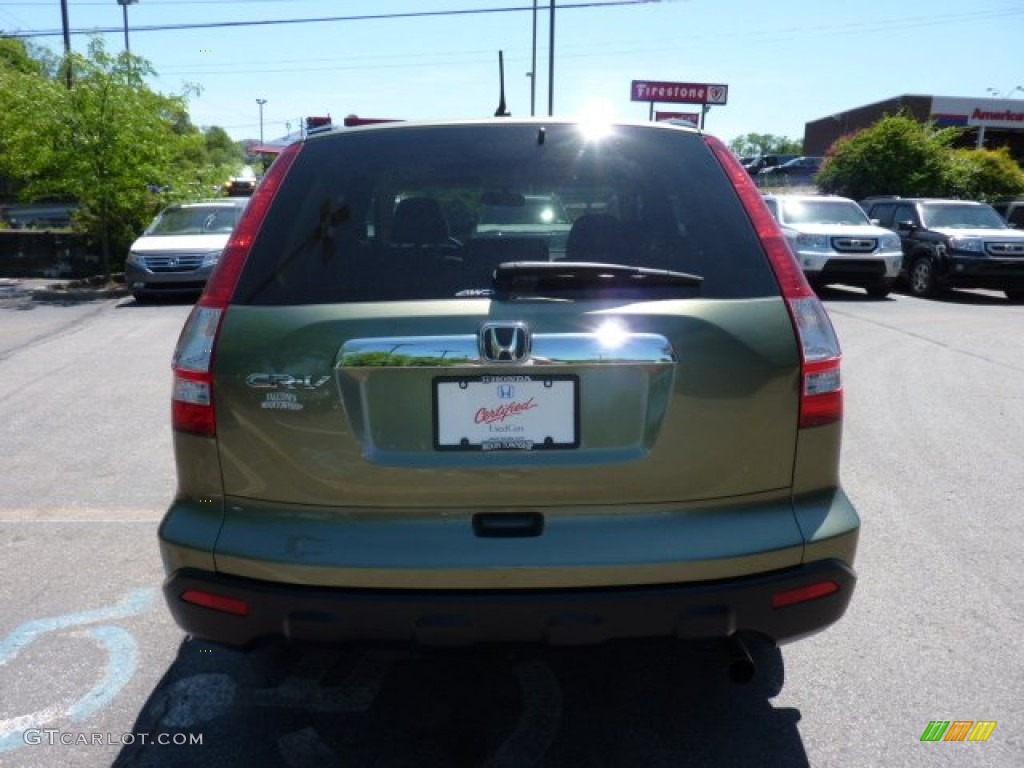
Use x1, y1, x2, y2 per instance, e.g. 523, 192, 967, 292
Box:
171, 143, 303, 437
708, 137, 842, 428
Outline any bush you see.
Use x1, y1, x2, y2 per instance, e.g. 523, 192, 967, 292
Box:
816, 113, 957, 200
943, 146, 1024, 201
817, 111, 1024, 202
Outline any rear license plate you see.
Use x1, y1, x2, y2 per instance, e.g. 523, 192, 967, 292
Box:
434, 375, 578, 451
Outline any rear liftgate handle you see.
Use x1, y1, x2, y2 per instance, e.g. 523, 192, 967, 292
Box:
472, 512, 545, 538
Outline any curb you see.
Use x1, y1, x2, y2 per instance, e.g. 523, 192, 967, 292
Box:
30, 285, 130, 302
0, 277, 130, 303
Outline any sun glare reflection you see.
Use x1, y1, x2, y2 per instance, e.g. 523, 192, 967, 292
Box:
577, 99, 616, 141
595, 320, 629, 349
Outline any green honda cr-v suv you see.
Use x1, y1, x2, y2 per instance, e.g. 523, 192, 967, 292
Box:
159, 118, 859, 674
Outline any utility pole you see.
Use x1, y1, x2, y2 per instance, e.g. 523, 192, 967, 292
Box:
530, 0, 537, 116
116, 0, 139, 57
548, 0, 556, 116
60, 0, 72, 88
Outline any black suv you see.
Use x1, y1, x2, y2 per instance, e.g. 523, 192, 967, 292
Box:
991, 199, 1024, 229
862, 197, 1024, 300
742, 153, 798, 176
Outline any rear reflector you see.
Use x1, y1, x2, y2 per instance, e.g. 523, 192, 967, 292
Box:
180, 589, 249, 616
771, 581, 840, 609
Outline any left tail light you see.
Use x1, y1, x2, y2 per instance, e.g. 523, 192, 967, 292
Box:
171, 142, 303, 436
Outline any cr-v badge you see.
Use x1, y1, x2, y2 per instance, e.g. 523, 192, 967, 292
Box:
246, 373, 331, 390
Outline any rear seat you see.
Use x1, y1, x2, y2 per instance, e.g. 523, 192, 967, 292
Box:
462, 237, 550, 286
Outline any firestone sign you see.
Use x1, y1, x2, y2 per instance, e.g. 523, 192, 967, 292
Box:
631, 80, 728, 106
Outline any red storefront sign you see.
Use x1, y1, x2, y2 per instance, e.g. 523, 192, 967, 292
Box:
655, 111, 701, 124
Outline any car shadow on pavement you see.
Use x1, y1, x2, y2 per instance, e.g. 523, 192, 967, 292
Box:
115, 295, 199, 309
816, 285, 1017, 306
114, 635, 809, 767
919, 288, 1017, 306
813, 285, 893, 303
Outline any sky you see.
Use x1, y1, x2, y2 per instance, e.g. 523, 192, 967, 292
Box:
2, 0, 1023, 146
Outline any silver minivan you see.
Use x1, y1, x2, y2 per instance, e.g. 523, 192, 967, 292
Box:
125, 198, 249, 301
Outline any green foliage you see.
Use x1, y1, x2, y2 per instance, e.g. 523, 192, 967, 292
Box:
813, 111, 1024, 202
816, 113, 959, 199
340, 351, 471, 367
0, 36, 57, 77
729, 133, 802, 158
203, 126, 244, 168
944, 146, 1024, 202
0, 37, 243, 276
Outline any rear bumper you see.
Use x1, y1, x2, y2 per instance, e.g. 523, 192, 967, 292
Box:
162, 559, 856, 648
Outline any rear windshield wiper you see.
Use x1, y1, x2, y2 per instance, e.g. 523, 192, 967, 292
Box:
492, 261, 703, 296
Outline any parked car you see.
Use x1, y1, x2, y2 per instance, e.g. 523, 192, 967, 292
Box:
124, 198, 249, 301
222, 175, 259, 197
990, 198, 1024, 229
0, 202, 77, 230
861, 197, 1024, 300
763, 194, 903, 297
474, 192, 573, 256
758, 156, 824, 185
160, 119, 859, 678
742, 153, 798, 176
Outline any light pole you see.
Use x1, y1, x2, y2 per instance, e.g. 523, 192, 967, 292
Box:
256, 99, 267, 145
116, 0, 139, 56
987, 86, 1024, 98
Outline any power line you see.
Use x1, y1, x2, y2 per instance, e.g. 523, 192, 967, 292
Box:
2, 1, 669, 38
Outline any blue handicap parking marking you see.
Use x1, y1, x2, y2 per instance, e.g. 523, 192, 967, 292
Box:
0, 589, 155, 754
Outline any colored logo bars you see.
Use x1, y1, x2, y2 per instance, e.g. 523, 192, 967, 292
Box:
920, 721, 997, 742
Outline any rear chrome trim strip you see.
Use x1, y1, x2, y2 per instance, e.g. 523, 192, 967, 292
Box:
338, 333, 675, 367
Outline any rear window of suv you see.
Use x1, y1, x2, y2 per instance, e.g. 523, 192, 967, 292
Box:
232, 123, 779, 304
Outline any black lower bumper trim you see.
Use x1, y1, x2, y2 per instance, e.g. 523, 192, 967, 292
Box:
163, 560, 856, 649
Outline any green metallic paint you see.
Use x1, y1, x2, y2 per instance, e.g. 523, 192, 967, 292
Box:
158, 500, 224, 574
211, 297, 801, 508
211, 490, 805, 589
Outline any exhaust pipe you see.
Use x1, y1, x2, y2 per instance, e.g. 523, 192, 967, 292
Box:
721, 635, 755, 684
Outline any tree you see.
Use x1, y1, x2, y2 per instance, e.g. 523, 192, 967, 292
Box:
729, 133, 802, 158
0, 35, 57, 77
815, 113, 960, 200
202, 126, 244, 168
0, 39, 241, 277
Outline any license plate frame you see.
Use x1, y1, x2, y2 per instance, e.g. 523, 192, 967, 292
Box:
434, 375, 579, 451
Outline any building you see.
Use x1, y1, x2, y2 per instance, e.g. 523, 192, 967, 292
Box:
804, 95, 1024, 162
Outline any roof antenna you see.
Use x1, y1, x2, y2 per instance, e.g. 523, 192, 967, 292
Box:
494, 50, 511, 117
